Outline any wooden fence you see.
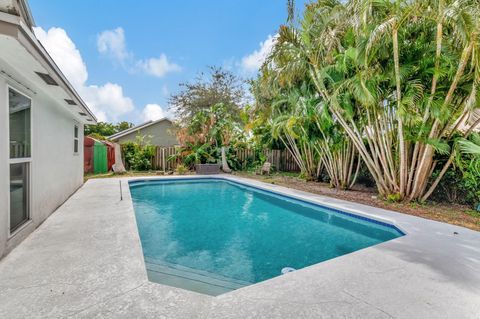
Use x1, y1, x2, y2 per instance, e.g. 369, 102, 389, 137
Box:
123, 146, 300, 172
236, 148, 300, 172
151, 146, 181, 171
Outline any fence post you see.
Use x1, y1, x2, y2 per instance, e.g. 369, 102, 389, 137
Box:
161, 147, 165, 171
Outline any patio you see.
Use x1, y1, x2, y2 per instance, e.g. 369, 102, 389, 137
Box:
0, 175, 479, 318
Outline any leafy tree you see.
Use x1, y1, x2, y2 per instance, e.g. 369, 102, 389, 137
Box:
85, 121, 134, 139
173, 103, 245, 171
116, 121, 135, 132
85, 122, 117, 137
169, 66, 246, 123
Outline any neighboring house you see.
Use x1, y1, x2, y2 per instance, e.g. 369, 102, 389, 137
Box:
457, 110, 480, 133
108, 118, 178, 146
0, 0, 97, 258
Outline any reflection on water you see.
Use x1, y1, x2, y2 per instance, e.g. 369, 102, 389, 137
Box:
241, 192, 253, 217
131, 179, 403, 284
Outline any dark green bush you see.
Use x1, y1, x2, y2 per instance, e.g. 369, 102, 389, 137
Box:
356, 166, 376, 188
460, 158, 480, 207
430, 155, 480, 208
121, 135, 156, 171
430, 166, 467, 204
220, 147, 242, 171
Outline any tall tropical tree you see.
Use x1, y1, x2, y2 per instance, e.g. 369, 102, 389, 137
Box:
270, 86, 360, 187
270, 88, 324, 181
255, 0, 480, 201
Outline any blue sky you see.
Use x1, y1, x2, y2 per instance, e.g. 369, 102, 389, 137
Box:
29, 0, 307, 124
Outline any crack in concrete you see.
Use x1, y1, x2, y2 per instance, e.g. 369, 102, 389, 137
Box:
199, 293, 356, 318
64, 282, 146, 318
367, 266, 406, 275
342, 289, 396, 319
0, 281, 80, 291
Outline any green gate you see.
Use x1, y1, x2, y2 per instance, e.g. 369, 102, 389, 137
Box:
93, 141, 108, 174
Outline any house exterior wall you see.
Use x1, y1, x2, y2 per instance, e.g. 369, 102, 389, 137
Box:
0, 77, 8, 259
0, 0, 35, 30
0, 76, 84, 258
115, 120, 178, 146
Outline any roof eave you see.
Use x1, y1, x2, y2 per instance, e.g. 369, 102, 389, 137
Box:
20, 22, 97, 123
18, 0, 35, 29
108, 118, 173, 140
0, 11, 97, 124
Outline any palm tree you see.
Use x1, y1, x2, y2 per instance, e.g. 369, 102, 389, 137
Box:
458, 133, 480, 156
270, 89, 323, 181
264, 66, 360, 187
255, 0, 480, 201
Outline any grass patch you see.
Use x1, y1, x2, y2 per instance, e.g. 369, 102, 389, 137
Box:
466, 210, 480, 218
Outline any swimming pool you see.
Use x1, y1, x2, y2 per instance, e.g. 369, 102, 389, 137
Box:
129, 178, 404, 296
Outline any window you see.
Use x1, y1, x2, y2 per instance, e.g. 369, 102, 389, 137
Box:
9, 89, 31, 158
9, 87, 31, 233
74, 125, 79, 153
10, 163, 29, 232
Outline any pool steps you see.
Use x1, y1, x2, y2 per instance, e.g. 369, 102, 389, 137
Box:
145, 257, 251, 296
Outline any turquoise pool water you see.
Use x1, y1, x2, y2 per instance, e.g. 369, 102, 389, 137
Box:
129, 178, 403, 295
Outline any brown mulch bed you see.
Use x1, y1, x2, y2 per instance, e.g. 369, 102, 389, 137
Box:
235, 172, 480, 232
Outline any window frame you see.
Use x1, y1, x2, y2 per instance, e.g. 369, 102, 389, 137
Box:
74, 124, 79, 154
7, 85, 33, 237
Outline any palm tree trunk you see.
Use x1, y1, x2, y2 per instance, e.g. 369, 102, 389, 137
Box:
409, 39, 474, 200
221, 146, 232, 173
407, 2, 444, 196
393, 26, 407, 198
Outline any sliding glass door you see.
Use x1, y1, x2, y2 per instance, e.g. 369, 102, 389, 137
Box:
8, 87, 31, 233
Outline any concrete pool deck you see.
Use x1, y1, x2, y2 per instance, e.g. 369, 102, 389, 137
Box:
0, 175, 479, 318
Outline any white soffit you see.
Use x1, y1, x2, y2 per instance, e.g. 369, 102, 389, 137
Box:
0, 33, 94, 124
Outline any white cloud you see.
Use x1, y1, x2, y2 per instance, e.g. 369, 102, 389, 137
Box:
137, 54, 182, 78
97, 27, 129, 62
34, 27, 88, 88
241, 34, 277, 74
141, 103, 167, 122
97, 28, 181, 78
80, 83, 134, 122
34, 27, 134, 122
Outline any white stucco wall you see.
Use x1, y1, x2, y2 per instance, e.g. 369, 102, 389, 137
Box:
0, 76, 84, 258
0, 77, 8, 258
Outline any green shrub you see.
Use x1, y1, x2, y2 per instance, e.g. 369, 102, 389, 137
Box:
175, 164, 189, 175
460, 159, 480, 207
170, 143, 216, 168
387, 193, 402, 203
121, 135, 156, 171
456, 134, 480, 208
356, 166, 376, 188
219, 147, 242, 171
430, 149, 480, 208
430, 166, 467, 204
